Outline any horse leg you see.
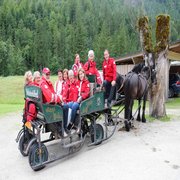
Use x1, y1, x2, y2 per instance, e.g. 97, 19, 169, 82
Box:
142, 92, 147, 123
124, 97, 132, 131
130, 100, 134, 120
137, 99, 141, 121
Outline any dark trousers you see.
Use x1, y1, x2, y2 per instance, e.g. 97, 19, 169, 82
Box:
103, 80, 116, 103
63, 105, 68, 129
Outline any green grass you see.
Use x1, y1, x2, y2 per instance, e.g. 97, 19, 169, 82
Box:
0, 76, 57, 116
145, 114, 171, 122
0, 104, 24, 116
0, 76, 179, 117
165, 97, 180, 109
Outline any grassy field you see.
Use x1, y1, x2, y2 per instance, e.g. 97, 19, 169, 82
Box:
0, 76, 57, 115
0, 76, 179, 116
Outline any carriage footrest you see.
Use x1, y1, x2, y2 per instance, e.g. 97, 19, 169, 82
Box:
63, 139, 83, 148
31, 119, 45, 127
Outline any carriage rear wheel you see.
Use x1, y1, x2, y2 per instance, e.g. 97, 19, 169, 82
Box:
28, 142, 48, 171
90, 124, 104, 145
19, 133, 33, 156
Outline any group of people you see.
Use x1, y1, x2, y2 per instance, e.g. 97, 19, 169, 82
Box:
24, 49, 117, 137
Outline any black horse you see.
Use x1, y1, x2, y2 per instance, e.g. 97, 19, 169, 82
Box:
115, 62, 155, 131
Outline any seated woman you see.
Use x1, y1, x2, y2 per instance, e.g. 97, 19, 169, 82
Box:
76, 68, 90, 103
83, 50, 102, 85
54, 69, 64, 96
62, 70, 79, 131
24, 70, 33, 86
33, 71, 41, 86
72, 54, 83, 77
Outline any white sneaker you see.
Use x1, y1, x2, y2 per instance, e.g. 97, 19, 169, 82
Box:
63, 131, 68, 138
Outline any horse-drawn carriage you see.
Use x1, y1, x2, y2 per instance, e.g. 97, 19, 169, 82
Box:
16, 63, 153, 171
16, 75, 120, 171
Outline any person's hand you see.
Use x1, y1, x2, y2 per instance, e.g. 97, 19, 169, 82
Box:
111, 80, 116, 86
77, 96, 82, 103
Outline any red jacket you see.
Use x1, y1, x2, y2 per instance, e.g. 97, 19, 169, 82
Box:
61, 79, 78, 103
72, 63, 83, 77
103, 57, 116, 82
83, 59, 102, 84
40, 77, 60, 103
77, 78, 90, 100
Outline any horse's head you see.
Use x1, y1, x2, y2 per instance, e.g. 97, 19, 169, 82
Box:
141, 66, 150, 80
141, 66, 157, 84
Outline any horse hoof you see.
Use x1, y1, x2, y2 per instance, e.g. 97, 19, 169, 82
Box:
124, 120, 130, 132
142, 119, 146, 123
136, 118, 141, 122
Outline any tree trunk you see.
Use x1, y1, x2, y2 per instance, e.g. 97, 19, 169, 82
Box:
149, 50, 168, 118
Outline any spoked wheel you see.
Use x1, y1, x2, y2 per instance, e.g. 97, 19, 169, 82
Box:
124, 120, 131, 132
90, 124, 104, 145
28, 143, 48, 171
19, 132, 33, 156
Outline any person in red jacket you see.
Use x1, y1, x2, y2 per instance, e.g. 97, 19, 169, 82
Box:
40, 67, 61, 104
83, 50, 102, 85
62, 70, 82, 132
40, 67, 69, 137
23, 70, 36, 126
33, 71, 41, 86
24, 70, 33, 86
76, 68, 90, 103
72, 54, 83, 77
103, 49, 117, 107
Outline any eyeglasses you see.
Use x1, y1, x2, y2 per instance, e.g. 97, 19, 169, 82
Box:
46, 73, 50, 76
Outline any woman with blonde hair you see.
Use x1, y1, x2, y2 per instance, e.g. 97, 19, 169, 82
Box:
24, 70, 33, 86
33, 71, 41, 86
77, 68, 90, 103
63, 69, 69, 82
72, 54, 83, 77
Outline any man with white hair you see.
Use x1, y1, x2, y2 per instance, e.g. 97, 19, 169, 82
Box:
83, 50, 102, 85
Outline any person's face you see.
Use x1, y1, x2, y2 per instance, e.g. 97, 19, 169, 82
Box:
69, 74, 74, 82
28, 73, 33, 82
89, 54, 94, 61
104, 51, 109, 60
45, 73, 50, 81
79, 71, 85, 81
34, 75, 41, 84
63, 72, 68, 81
58, 71, 63, 80
75, 55, 80, 64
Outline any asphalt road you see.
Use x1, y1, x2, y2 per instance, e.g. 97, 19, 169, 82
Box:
0, 111, 180, 180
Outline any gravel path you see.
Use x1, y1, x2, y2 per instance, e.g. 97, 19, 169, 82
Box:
0, 110, 180, 180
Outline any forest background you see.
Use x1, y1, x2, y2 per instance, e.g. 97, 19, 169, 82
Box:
0, 0, 179, 76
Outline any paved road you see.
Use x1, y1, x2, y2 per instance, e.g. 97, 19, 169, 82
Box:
0, 112, 180, 180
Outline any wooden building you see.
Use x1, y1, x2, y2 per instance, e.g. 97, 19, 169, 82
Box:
115, 40, 180, 75
115, 40, 180, 99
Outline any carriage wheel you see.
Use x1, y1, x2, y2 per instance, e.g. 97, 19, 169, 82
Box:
124, 120, 130, 132
90, 124, 104, 145
19, 133, 33, 156
28, 143, 48, 171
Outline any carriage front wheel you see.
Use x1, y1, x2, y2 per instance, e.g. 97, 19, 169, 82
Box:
90, 124, 104, 145
28, 142, 48, 171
